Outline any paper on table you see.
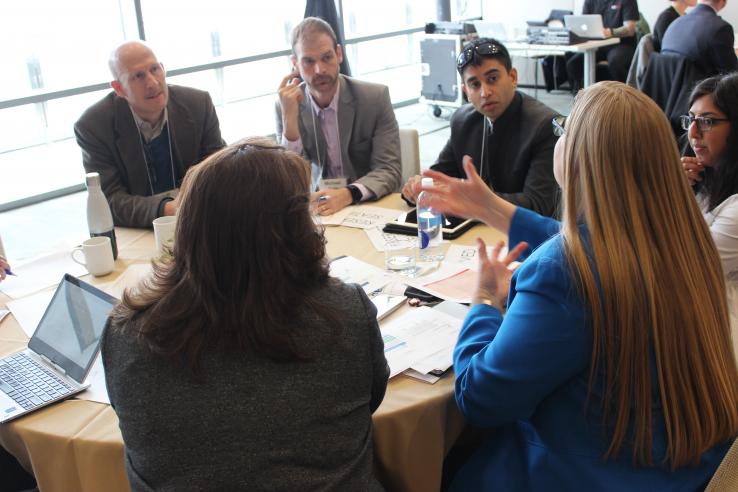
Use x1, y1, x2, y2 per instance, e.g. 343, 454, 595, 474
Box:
380, 306, 463, 378
404, 262, 472, 303
315, 207, 352, 226
77, 354, 109, 405
105, 263, 152, 299
6, 290, 55, 337
403, 368, 441, 384
318, 205, 402, 230
444, 244, 522, 273
365, 226, 418, 252
329, 256, 393, 295
0, 250, 87, 299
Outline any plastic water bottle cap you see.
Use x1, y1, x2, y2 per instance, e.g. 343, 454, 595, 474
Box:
421, 177, 433, 189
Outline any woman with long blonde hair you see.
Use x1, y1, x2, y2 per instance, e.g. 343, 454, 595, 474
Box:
424, 81, 738, 490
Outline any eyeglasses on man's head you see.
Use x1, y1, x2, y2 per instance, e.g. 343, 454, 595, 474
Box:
456, 42, 504, 73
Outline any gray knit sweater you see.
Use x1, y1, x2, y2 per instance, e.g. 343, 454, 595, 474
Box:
102, 280, 389, 491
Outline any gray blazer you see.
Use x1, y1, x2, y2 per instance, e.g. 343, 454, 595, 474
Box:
74, 85, 225, 228
276, 75, 401, 198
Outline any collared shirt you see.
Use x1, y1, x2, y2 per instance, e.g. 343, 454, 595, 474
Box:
282, 79, 370, 200
131, 107, 168, 143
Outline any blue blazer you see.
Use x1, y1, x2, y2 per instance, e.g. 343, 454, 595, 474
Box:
661, 3, 737, 75
450, 207, 731, 491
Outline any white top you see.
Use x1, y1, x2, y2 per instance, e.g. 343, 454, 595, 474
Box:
701, 193, 738, 326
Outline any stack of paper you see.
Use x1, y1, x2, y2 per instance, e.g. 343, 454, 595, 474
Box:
380, 306, 463, 379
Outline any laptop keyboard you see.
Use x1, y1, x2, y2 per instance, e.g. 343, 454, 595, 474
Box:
0, 353, 75, 410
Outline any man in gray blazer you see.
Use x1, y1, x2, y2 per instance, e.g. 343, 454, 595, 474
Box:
75, 41, 225, 228
276, 17, 401, 215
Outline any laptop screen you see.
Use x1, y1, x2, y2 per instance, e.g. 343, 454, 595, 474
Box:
27, 274, 118, 382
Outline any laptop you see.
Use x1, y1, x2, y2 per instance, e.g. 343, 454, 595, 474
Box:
472, 21, 509, 41
0, 274, 117, 423
564, 14, 606, 39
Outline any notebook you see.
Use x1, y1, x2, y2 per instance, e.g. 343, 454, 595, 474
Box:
564, 14, 606, 39
0, 274, 117, 423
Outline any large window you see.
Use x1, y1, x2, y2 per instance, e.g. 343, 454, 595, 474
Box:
0, 1, 480, 211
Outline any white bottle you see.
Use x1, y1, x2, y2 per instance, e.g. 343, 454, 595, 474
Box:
85, 172, 118, 260
417, 177, 444, 261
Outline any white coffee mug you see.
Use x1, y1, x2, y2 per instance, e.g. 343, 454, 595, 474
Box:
72, 237, 115, 277
153, 216, 177, 255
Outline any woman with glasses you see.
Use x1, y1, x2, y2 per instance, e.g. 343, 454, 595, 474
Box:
681, 73, 738, 331
421, 81, 738, 490
102, 137, 389, 491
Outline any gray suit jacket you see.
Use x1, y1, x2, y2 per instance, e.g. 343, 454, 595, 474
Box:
74, 85, 225, 228
276, 75, 401, 198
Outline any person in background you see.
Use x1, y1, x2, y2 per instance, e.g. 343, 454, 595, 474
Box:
681, 73, 738, 333
102, 137, 389, 491
276, 17, 401, 216
420, 81, 738, 490
661, 0, 737, 76
652, 0, 697, 52
566, 0, 640, 89
402, 38, 560, 217
75, 41, 225, 228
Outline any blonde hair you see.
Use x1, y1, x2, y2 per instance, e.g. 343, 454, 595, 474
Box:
561, 81, 738, 468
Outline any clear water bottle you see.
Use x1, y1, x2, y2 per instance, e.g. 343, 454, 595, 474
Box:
85, 172, 118, 260
417, 177, 444, 261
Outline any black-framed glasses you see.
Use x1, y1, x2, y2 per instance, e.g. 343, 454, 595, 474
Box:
680, 115, 730, 132
456, 42, 504, 72
552, 115, 566, 137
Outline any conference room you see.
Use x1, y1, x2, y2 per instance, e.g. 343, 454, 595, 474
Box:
2, 0, 738, 491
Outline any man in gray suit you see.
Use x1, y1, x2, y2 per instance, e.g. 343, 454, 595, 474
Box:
75, 41, 225, 228
276, 17, 401, 215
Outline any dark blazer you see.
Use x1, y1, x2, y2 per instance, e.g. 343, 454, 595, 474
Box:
432, 92, 559, 217
275, 75, 401, 198
661, 3, 737, 76
74, 85, 225, 228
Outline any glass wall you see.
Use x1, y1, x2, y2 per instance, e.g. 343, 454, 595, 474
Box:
0, 0, 481, 210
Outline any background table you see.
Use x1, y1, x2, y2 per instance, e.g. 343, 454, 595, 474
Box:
0, 194, 506, 492
507, 38, 620, 89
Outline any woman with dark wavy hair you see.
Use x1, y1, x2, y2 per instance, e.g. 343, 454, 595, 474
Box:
102, 137, 389, 491
682, 72, 738, 331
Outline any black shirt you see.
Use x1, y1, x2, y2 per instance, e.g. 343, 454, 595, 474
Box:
583, 0, 640, 45
652, 6, 680, 52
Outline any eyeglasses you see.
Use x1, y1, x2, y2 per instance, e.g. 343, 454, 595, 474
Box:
680, 115, 730, 132
552, 115, 566, 137
456, 42, 504, 72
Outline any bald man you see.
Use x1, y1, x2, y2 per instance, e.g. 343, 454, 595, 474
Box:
74, 41, 225, 228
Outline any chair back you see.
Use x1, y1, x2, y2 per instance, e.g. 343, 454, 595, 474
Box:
706, 437, 738, 491
626, 33, 655, 89
399, 128, 420, 185
641, 52, 706, 137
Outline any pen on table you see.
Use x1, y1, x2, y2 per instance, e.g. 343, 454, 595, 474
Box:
3, 268, 15, 277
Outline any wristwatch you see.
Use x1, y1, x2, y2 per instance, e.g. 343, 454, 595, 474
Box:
346, 184, 362, 205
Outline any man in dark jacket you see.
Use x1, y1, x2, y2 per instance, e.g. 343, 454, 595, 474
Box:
661, 0, 737, 76
402, 38, 560, 217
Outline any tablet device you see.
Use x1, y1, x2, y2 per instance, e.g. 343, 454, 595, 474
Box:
382, 209, 478, 240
